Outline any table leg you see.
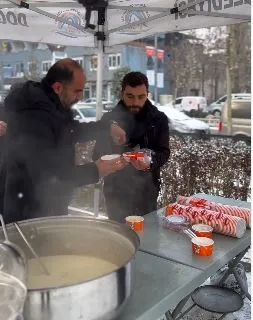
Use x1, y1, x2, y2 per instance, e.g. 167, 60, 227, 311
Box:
165, 293, 192, 320
164, 311, 174, 320
165, 247, 250, 320
215, 247, 251, 300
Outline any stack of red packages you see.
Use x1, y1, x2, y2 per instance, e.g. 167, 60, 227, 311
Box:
166, 203, 246, 238
177, 195, 251, 228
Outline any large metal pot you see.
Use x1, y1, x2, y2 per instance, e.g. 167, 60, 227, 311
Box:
0, 216, 140, 320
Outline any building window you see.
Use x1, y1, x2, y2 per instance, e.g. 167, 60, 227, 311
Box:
15, 63, 24, 77
73, 57, 84, 68
90, 56, 98, 71
42, 61, 52, 74
3, 65, 14, 79
27, 62, 37, 76
108, 53, 121, 69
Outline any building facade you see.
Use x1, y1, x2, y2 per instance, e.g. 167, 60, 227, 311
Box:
0, 41, 168, 102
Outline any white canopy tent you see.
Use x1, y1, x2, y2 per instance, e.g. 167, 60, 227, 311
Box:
0, 0, 251, 214
0, 0, 251, 119
0, 0, 250, 47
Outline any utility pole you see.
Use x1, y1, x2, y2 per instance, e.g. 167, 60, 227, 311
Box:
154, 34, 158, 104
226, 24, 234, 135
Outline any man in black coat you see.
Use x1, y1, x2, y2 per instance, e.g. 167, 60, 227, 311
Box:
0, 58, 127, 224
93, 72, 170, 222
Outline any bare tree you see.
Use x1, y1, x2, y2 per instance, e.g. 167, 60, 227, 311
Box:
167, 38, 200, 98
166, 25, 250, 101
230, 23, 251, 92
111, 66, 131, 101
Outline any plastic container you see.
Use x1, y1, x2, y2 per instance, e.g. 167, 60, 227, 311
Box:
160, 214, 190, 232
0, 270, 27, 320
0, 241, 27, 320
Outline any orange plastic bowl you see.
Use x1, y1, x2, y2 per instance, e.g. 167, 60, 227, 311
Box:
191, 237, 214, 256
165, 204, 174, 216
192, 224, 213, 239
125, 216, 144, 232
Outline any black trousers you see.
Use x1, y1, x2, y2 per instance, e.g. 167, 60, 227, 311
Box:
104, 184, 159, 223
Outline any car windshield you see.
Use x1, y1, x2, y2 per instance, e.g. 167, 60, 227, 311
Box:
79, 108, 96, 117
158, 106, 190, 120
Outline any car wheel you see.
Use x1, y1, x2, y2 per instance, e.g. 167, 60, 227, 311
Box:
213, 110, 221, 118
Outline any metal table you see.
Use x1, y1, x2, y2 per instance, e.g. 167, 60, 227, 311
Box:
134, 194, 251, 319
118, 251, 204, 320
74, 194, 251, 320
139, 194, 251, 275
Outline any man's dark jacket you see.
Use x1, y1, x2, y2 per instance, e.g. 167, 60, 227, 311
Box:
93, 100, 170, 217
0, 80, 107, 224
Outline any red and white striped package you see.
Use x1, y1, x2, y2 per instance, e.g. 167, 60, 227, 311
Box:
176, 195, 251, 228
167, 203, 246, 238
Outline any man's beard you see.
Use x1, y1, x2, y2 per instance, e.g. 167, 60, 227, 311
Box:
65, 100, 77, 109
129, 106, 142, 113
61, 96, 78, 109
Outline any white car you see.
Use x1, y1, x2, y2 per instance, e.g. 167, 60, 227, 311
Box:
84, 98, 114, 110
72, 104, 97, 123
174, 96, 207, 113
158, 105, 210, 134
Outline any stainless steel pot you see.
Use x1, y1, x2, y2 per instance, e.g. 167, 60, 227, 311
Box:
0, 216, 140, 320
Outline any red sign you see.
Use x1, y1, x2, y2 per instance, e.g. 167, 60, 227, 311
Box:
157, 49, 164, 60
145, 46, 155, 57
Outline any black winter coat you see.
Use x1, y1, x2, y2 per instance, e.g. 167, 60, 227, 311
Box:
93, 100, 170, 213
0, 80, 108, 223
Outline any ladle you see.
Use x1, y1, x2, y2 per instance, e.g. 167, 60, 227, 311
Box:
14, 222, 50, 275
0, 214, 9, 242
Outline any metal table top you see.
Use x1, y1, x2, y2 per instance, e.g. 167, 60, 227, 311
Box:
139, 194, 251, 275
118, 251, 204, 320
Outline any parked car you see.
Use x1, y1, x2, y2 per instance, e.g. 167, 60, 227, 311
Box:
84, 98, 114, 110
174, 96, 207, 113
219, 98, 251, 143
72, 103, 97, 123
0, 91, 8, 103
207, 93, 251, 117
158, 105, 210, 135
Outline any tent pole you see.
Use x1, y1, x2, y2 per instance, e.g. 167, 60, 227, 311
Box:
96, 37, 103, 121
154, 34, 158, 104
94, 28, 104, 217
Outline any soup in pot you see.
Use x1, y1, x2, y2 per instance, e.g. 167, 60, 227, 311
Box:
28, 255, 118, 290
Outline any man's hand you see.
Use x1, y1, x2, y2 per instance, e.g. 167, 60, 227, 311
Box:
96, 156, 129, 178
0, 121, 7, 136
110, 123, 126, 145
130, 158, 150, 171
